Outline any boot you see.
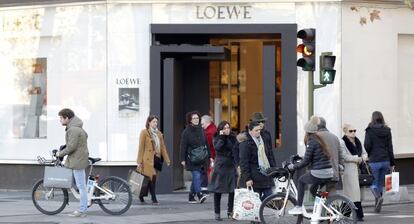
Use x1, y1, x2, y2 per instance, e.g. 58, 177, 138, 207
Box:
215, 213, 222, 221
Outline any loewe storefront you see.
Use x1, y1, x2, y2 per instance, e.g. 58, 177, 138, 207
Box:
2, 0, 414, 192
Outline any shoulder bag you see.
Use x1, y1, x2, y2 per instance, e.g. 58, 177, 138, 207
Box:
359, 161, 374, 187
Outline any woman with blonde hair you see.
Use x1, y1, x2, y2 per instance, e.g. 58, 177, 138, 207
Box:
340, 123, 367, 221
137, 115, 171, 204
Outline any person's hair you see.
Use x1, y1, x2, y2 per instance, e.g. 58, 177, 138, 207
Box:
186, 111, 201, 125
201, 115, 213, 124
317, 117, 326, 130
304, 133, 331, 160
342, 123, 351, 134
369, 111, 386, 127
247, 120, 261, 131
145, 115, 159, 129
215, 120, 231, 137
58, 108, 75, 119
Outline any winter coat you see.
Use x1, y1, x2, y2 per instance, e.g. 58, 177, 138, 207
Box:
340, 138, 367, 202
59, 116, 89, 170
261, 128, 273, 150
204, 123, 217, 160
180, 125, 211, 171
136, 129, 171, 178
239, 132, 276, 189
364, 124, 395, 166
294, 135, 332, 171
233, 132, 247, 166
209, 134, 237, 193
318, 128, 341, 181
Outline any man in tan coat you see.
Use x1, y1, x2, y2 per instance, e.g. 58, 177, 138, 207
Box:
57, 108, 89, 217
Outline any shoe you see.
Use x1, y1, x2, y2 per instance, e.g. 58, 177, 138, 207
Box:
374, 197, 383, 213
188, 193, 198, 204
357, 217, 364, 222
198, 193, 207, 204
139, 196, 146, 204
288, 206, 303, 215
152, 200, 160, 205
215, 213, 222, 221
227, 211, 233, 219
68, 211, 87, 217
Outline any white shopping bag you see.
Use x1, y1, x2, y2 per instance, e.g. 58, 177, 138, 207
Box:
232, 187, 262, 221
385, 171, 399, 193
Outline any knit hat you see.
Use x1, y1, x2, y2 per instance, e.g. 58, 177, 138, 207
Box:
304, 116, 320, 133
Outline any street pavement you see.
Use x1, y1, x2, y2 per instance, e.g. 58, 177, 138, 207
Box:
0, 186, 414, 224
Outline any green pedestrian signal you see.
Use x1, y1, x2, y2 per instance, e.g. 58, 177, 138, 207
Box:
319, 52, 336, 85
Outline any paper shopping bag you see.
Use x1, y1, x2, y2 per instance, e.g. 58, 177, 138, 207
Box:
43, 166, 73, 189
232, 187, 262, 221
385, 171, 399, 193
128, 169, 148, 196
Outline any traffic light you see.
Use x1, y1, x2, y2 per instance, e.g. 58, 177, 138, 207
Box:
319, 52, 336, 85
296, 28, 316, 71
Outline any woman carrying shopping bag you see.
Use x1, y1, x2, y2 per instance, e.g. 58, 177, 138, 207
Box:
209, 121, 237, 221
137, 115, 171, 205
364, 111, 395, 213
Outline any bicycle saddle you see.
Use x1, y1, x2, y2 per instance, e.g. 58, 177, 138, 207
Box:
88, 157, 101, 164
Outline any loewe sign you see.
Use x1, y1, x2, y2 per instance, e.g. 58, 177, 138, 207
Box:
196, 5, 252, 20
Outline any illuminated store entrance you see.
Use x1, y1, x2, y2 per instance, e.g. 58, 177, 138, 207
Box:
150, 24, 297, 193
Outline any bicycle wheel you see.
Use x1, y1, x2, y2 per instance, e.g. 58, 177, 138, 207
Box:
259, 192, 299, 224
31, 179, 69, 215
325, 194, 357, 224
97, 176, 132, 215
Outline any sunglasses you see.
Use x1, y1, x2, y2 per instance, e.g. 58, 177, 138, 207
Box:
348, 129, 357, 133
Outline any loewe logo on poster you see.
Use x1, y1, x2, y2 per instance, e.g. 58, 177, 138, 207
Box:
196, 5, 252, 20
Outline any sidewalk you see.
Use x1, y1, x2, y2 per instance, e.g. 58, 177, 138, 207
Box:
0, 185, 413, 224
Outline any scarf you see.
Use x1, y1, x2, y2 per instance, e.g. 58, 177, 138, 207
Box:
149, 128, 160, 155
342, 135, 362, 156
253, 135, 270, 174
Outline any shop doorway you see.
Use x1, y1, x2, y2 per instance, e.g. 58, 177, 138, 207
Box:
150, 24, 297, 193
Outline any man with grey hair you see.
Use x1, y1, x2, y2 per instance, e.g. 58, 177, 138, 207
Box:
317, 117, 343, 193
201, 115, 217, 194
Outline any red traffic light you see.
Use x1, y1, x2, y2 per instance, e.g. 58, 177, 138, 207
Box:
297, 29, 315, 41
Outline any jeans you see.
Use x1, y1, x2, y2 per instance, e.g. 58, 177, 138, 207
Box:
201, 169, 208, 190
191, 170, 202, 194
253, 187, 273, 201
73, 169, 87, 213
369, 161, 390, 198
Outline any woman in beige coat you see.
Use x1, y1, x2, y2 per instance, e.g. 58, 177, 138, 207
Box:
137, 115, 171, 204
339, 123, 367, 222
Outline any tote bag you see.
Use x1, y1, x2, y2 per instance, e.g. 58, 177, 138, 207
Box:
43, 166, 73, 189
232, 187, 262, 221
128, 169, 148, 196
385, 170, 399, 193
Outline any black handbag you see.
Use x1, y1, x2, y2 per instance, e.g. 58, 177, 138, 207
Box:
359, 162, 374, 186
154, 155, 163, 171
188, 145, 208, 165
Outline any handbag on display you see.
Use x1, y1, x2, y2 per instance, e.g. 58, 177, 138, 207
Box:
232, 187, 262, 221
358, 161, 374, 187
128, 169, 149, 196
154, 155, 163, 171
43, 166, 73, 189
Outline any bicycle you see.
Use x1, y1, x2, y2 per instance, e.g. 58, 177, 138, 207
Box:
32, 151, 132, 215
259, 156, 357, 224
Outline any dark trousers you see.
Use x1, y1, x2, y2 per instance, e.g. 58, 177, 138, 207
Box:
354, 201, 364, 219
140, 175, 158, 202
214, 192, 235, 214
297, 172, 330, 206
253, 187, 273, 201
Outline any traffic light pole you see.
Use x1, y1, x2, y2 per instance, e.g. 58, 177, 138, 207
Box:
308, 71, 326, 119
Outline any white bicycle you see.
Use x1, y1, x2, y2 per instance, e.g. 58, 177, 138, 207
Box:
32, 151, 132, 215
260, 156, 357, 224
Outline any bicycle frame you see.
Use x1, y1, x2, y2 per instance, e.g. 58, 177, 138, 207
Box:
70, 182, 116, 206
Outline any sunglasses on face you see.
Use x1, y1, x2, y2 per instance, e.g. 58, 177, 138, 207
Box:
348, 129, 357, 133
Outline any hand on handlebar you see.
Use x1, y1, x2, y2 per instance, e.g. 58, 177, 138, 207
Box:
287, 164, 295, 171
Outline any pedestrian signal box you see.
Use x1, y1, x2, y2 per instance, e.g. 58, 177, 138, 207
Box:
320, 52, 336, 85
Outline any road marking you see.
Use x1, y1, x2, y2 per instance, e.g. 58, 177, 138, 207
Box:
382, 215, 414, 218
